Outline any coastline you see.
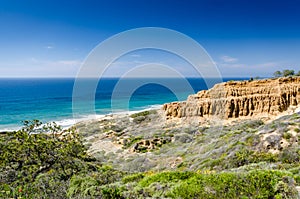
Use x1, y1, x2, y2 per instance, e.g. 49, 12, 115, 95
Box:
0, 104, 163, 132
0, 77, 204, 133
2, 77, 300, 198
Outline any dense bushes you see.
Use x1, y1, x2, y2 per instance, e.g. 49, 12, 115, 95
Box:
82, 170, 298, 198
1, 120, 299, 198
112, 170, 298, 198
67, 166, 124, 198
168, 170, 298, 199
139, 171, 195, 187
0, 120, 97, 198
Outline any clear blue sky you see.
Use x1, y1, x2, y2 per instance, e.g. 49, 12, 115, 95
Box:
0, 0, 300, 77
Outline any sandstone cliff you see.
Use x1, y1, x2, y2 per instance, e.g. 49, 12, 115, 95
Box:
163, 77, 300, 119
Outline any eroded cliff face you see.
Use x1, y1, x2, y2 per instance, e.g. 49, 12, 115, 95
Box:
163, 77, 300, 119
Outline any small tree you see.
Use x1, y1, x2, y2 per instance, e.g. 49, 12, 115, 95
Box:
273, 71, 282, 78
0, 120, 96, 198
296, 70, 300, 76
282, 69, 295, 77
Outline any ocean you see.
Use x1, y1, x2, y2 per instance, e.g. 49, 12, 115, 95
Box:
0, 78, 246, 131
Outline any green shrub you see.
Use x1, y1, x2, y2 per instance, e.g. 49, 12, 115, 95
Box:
133, 116, 147, 123
279, 147, 300, 163
68, 175, 98, 197
283, 132, 292, 140
231, 148, 278, 168
0, 120, 96, 198
101, 186, 125, 199
294, 128, 300, 133
139, 171, 195, 187
130, 110, 156, 118
122, 170, 297, 198
67, 166, 124, 198
251, 151, 279, 163
122, 173, 145, 183
168, 170, 297, 199
123, 136, 143, 148
294, 174, 300, 185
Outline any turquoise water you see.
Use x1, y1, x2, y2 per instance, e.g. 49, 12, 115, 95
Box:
0, 78, 246, 131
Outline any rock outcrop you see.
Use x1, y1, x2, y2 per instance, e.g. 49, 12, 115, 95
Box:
130, 137, 172, 153
163, 77, 300, 119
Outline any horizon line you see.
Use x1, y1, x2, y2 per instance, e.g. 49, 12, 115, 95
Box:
0, 76, 267, 79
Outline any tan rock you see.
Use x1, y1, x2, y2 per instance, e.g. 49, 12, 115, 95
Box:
163, 77, 300, 119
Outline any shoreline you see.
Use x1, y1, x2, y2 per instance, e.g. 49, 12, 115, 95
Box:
0, 104, 163, 132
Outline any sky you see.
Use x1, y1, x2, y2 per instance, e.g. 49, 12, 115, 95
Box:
0, 0, 300, 78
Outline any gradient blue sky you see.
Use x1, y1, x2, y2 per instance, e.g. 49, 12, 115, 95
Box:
0, 0, 300, 77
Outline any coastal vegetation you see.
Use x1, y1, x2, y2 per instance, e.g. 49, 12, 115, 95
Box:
0, 120, 101, 198
1, 111, 300, 198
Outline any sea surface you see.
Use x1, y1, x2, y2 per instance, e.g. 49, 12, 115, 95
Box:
0, 78, 247, 131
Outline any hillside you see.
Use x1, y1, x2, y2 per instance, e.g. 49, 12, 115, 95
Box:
72, 77, 300, 198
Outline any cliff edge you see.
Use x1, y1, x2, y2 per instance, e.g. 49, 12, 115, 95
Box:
163, 77, 300, 119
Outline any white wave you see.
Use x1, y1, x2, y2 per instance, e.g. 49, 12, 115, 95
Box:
0, 104, 163, 132
109, 104, 162, 116
0, 126, 21, 132
55, 119, 78, 128
144, 104, 163, 110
